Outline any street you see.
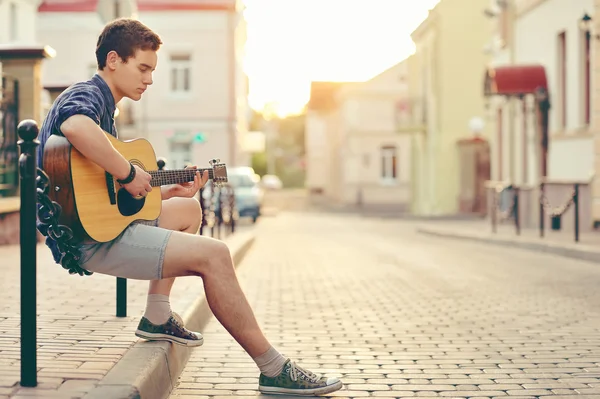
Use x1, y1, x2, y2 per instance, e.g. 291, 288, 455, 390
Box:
170, 211, 600, 399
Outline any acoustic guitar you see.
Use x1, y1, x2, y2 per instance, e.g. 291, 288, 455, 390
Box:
42, 133, 228, 243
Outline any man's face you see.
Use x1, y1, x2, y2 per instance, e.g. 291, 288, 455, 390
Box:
113, 48, 157, 101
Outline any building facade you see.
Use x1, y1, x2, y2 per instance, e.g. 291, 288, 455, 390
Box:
0, 0, 41, 45
408, 0, 493, 216
128, 0, 249, 169
305, 61, 412, 211
484, 0, 595, 229
592, 0, 600, 224
37, 0, 250, 170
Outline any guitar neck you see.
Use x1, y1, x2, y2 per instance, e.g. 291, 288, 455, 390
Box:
148, 168, 214, 187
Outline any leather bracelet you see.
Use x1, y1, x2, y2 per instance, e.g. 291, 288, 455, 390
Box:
117, 162, 136, 185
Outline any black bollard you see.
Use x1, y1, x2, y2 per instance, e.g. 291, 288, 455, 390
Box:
574, 183, 579, 243
539, 182, 545, 238
116, 277, 127, 317
514, 187, 520, 236
17, 119, 40, 387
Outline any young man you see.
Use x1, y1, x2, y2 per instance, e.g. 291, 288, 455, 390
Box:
36, 18, 343, 396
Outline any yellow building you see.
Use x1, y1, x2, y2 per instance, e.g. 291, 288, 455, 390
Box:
593, 0, 600, 225
405, 0, 493, 216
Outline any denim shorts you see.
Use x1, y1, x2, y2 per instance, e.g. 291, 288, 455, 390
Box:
78, 219, 173, 280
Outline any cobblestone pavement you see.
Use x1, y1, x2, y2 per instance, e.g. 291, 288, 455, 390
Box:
170, 211, 600, 399
0, 223, 251, 399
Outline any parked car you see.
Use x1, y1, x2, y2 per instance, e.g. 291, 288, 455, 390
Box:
228, 169, 263, 222
260, 174, 283, 190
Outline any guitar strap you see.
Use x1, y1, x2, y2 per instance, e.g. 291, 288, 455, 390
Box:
36, 168, 93, 276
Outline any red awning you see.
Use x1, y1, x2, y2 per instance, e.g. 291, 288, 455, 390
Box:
38, 1, 98, 12
138, 0, 235, 11
484, 64, 548, 97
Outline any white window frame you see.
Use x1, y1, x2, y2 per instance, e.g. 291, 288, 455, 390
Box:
381, 146, 397, 184
169, 140, 192, 170
170, 54, 192, 94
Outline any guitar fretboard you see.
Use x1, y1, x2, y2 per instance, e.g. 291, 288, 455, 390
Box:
148, 169, 214, 187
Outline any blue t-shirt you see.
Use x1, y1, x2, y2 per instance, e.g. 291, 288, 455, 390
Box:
37, 74, 117, 264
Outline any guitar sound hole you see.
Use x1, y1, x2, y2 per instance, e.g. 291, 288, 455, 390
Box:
117, 188, 146, 216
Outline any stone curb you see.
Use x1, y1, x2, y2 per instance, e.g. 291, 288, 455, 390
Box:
82, 230, 256, 399
417, 226, 600, 263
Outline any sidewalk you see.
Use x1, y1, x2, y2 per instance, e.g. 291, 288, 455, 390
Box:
169, 211, 600, 399
416, 219, 600, 263
0, 225, 255, 399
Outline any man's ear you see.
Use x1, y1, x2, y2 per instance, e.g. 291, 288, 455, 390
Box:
106, 50, 120, 71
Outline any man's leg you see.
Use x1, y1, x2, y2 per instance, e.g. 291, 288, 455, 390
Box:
149, 197, 202, 299
160, 216, 343, 395
137, 197, 205, 346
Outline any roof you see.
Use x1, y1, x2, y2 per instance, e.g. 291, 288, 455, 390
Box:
411, 2, 440, 41
307, 82, 354, 112
137, 0, 235, 11
38, 0, 235, 12
38, 0, 98, 12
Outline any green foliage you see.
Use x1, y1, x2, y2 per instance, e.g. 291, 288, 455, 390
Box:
248, 108, 307, 188
251, 151, 267, 176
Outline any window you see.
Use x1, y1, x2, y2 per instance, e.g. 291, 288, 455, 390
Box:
170, 54, 191, 93
381, 146, 397, 181
9, 3, 17, 42
557, 31, 567, 129
582, 29, 591, 125
114, 0, 120, 18
169, 141, 192, 169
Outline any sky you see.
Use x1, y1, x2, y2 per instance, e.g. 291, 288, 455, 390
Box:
242, 0, 441, 117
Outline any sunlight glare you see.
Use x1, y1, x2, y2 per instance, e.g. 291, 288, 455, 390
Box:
242, 0, 440, 116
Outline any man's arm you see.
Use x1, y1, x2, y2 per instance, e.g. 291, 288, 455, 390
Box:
60, 114, 131, 180
53, 87, 152, 197
161, 186, 173, 201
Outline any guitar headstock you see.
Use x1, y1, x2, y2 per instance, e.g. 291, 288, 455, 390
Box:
209, 158, 228, 186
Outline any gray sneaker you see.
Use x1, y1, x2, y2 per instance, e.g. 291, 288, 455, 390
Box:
258, 359, 343, 396
135, 312, 204, 347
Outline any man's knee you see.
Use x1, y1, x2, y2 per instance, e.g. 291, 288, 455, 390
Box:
162, 233, 233, 279
179, 197, 202, 231
188, 197, 203, 225
204, 240, 234, 275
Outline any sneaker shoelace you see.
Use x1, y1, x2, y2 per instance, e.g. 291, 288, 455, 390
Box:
287, 361, 321, 383
170, 312, 188, 332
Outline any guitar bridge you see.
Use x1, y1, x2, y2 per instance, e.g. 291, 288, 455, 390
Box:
106, 172, 117, 205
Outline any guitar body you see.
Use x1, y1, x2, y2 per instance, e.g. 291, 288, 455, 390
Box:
44, 133, 162, 243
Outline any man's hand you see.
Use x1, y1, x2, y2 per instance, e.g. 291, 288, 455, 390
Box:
121, 165, 152, 197
162, 165, 209, 200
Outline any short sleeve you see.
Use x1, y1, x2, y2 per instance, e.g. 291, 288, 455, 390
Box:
54, 85, 104, 133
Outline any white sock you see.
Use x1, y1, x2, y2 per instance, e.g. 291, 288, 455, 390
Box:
143, 294, 171, 325
253, 346, 288, 377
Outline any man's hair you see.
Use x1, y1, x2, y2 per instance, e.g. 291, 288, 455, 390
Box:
96, 18, 162, 70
